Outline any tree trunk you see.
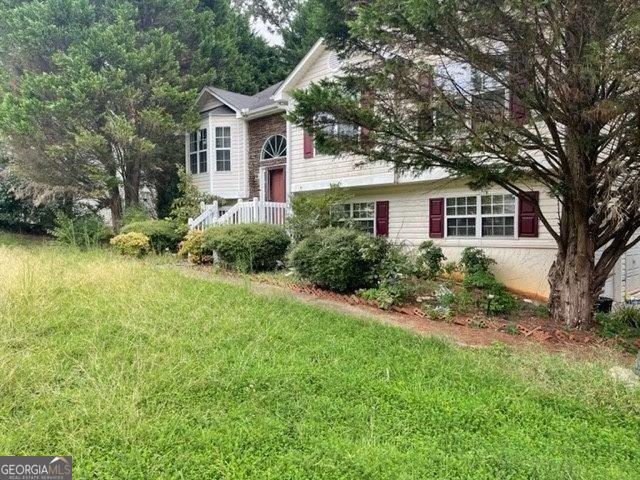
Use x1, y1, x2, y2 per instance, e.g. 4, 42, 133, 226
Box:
108, 185, 123, 232
123, 156, 141, 208
548, 211, 599, 328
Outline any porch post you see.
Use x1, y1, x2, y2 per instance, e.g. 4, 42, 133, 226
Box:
253, 197, 261, 222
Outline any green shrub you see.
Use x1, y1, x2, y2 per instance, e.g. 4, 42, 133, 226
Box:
51, 212, 111, 249
359, 246, 429, 308
442, 260, 458, 275
178, 229, 206, 264
121, 219, 182, 253
360, 283, 410, 309
290, 227, 389, 292
463, 269, 499, 290
416, 241, 446, 279
110, 232, 151, 257
460, 247, 496, 274
169, 166, 220, 226
122, 206, 152, 225
463, 269, 519, 315
287, 186, 352, 241
612, 305, 640, 329
202, 223, 290, 272
597, 306, 640, 338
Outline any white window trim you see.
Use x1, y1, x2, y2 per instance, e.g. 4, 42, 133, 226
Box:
214, 126, 232, 172
444, 193, 517, 239
261, 134, 287, 161
433, 65, 510, 131
188, 128, 208, 175
334, 201, 377, 235
312, 112, 360, 157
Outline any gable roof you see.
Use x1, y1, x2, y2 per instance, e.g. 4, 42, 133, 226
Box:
271, 38, 326, 102
196, 81, 285, 115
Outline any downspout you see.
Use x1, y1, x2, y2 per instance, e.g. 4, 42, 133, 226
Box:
285, 114, 292, 203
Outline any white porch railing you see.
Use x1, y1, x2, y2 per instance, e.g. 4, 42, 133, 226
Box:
188, 198, 290, 230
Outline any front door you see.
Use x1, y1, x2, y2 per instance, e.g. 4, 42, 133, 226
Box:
268, 168, 286, 202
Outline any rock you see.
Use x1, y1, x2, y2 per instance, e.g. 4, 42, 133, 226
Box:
609, 366, 640, 388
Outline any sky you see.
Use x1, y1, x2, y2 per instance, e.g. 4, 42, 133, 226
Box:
251, 17, 283, 46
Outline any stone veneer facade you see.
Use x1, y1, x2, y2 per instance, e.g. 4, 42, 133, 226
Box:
247, 112, 287, 199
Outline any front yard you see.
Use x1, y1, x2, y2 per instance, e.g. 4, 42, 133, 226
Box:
0, 235, 639, 478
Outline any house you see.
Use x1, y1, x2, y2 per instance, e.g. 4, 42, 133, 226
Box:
186, 39, 640, 302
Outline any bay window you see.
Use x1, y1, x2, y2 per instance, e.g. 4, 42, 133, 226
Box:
189, 128, 207, 174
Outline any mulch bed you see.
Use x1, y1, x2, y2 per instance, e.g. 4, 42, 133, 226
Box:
285, 282, 638, 352
184, 263, 638, 357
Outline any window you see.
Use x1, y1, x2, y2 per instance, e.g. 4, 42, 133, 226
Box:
189, 129, 207, 174
434, 62, 507, 132
261, 134, 287, 160
481, 194, 515, 237
445, 193, 516, 238
315, 112, 359, 139
446, 196, 477, 237
472, 88, 506, 130
333, 202, 375, 234
215, 126, 231, 171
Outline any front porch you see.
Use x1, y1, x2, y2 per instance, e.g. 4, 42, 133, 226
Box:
188, 198, 290, 230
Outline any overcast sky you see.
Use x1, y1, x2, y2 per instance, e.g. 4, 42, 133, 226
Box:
251, 17, 283, 46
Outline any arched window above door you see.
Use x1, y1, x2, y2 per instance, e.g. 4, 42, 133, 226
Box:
261, 134, 287, 160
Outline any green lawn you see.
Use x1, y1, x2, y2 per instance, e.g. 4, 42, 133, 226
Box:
0, 237, 639, 479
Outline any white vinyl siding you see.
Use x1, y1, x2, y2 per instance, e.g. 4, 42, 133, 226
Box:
289, 48, 394, 191
185, 115, 247, 199
333, 180, 557, 298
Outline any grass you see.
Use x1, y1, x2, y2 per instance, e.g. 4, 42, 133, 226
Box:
0, 235, 639, 479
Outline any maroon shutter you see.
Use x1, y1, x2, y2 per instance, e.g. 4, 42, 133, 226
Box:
418, 70, 435, 133
303, 130, 314, 158
509, 73, 528, 125
375, 201, 389, 237
429, 198, 444, 238
518, 191, 539, 237
360, 90, 373, 144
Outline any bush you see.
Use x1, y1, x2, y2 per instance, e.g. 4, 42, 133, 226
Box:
287, 186, 352, 241
442, 260, 458, 275
169, 166, 219, 226
122, 205, 152, 225
202, 223, 290, 272
51, 212, 111, 249
361, 246, 421, 308
460, 247, 496, 274
121, 219, 182, 253
110, 232, 151, 257
416, 241, 446, 279
463, 269, 499, 290
178, 229, 206, 264
0, 172, 70, 234
597, 306, 640, 338
290, 227, 389, 292
463, 269, 519, 315
360, 283, 411, 309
